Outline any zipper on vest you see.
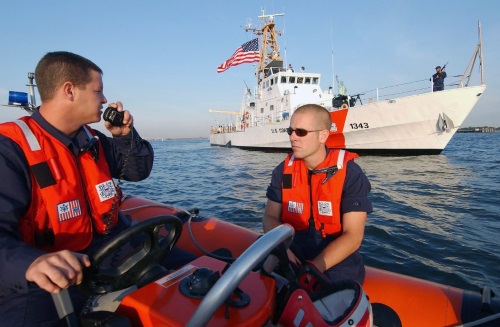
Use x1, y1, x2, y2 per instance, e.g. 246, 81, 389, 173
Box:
320, 223, 326, 238
75, 154, 95, 235
308, 171, 327, 238
308, 172, 314, 229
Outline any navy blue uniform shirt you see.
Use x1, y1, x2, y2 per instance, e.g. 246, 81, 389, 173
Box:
433, 71, 447, 91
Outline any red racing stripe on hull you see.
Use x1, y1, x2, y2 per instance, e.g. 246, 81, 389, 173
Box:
326, 109, 348, 148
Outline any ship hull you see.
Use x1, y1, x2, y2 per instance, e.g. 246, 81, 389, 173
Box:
210, 85, 486, 156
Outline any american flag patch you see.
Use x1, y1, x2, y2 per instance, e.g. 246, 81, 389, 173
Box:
57, 199, 82, 222
287, 201, 304, 214
96, 180, 116, 202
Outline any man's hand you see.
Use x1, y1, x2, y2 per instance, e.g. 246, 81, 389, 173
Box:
104, 101, 134, 136
297, 260, 330, 295
25, 250, 91, 293
286, 248, 301, 266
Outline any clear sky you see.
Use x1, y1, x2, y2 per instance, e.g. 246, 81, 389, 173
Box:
1, 1, 499, 139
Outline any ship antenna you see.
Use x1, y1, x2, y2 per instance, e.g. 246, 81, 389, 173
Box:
330, 15, 335, 92
478, 20, 484, 84
282, 9, 288, 69
244, 17, 252, 30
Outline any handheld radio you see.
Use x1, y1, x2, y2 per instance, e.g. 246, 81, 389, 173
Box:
103, 107, 124, 126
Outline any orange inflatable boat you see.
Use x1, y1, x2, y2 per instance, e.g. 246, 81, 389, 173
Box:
64, 195, 499, 327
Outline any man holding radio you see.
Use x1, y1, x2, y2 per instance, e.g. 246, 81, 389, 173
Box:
262, 104, 372, 287
0, 51, 155, 325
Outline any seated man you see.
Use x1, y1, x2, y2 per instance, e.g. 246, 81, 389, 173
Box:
262, 104, 372, 285
0, 51, 159, 325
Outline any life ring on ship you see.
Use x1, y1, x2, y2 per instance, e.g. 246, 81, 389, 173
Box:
341, 103, 349, 110
245, 111, 250, 120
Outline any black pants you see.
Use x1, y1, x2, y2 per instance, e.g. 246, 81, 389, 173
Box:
290, 226, 365, 285
433, 84, 444, 91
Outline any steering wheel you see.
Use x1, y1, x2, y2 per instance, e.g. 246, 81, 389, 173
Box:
186, 224, 295, 327
80, 215, 182, 295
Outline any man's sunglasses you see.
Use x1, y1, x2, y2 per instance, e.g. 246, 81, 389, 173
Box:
286, 127, 323, 137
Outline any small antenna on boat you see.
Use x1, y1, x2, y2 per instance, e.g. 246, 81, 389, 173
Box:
2, 72, 37, 115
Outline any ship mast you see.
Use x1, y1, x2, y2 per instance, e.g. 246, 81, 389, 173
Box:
245, 10, 284, 86
458, 20, 485, 87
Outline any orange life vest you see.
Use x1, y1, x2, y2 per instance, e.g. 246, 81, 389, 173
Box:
0, 117, 119, 252
281, 149, 358, 237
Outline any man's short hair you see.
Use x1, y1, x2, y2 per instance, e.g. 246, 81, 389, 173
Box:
293, 104, 332, 130
34, 51, 102, 101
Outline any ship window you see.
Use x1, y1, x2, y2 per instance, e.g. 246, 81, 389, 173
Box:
270, 78, 274, 85
270, 105, 274, 111
297, 77, 303, 84
313, 77, 319, 84
266, 80, 270, 88
289, 76, 296, 83
260, 107, 264, 113
281, 76, 287, 83
305, 77, 311, 84
274, 77, 278, 84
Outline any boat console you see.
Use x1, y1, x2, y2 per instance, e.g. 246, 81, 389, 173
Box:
118, 256, 276, 326
51, 220, 373, 326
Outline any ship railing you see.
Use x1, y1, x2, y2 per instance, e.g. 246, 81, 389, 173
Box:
351, 73, 479, 106
210, 120, 252, 134
210, 124, 235, 134
210, 111, 289, 133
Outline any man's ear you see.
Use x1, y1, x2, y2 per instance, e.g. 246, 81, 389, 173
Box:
319, 129, 330, 143
61, 81, 75, 100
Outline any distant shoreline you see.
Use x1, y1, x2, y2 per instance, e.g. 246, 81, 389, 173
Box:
457, 127, 498, 133
145, 137, 209, 141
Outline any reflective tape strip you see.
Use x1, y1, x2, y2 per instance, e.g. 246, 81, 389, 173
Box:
13, 120, 41, 151
337, 149, 345, 169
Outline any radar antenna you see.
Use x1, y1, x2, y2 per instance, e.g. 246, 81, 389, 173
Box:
244, 18, 252, 30
243, 9, 285, 86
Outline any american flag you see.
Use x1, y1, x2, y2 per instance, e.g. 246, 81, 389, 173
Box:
217, 38, 260, 73
57, 199, 82, 222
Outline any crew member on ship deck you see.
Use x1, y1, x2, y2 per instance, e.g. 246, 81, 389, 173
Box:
432, 65, 447, 91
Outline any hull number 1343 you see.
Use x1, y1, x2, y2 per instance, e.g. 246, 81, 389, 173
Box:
349, 122, 369, 129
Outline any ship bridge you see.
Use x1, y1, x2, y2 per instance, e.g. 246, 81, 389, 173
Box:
258, 68, 331, 107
